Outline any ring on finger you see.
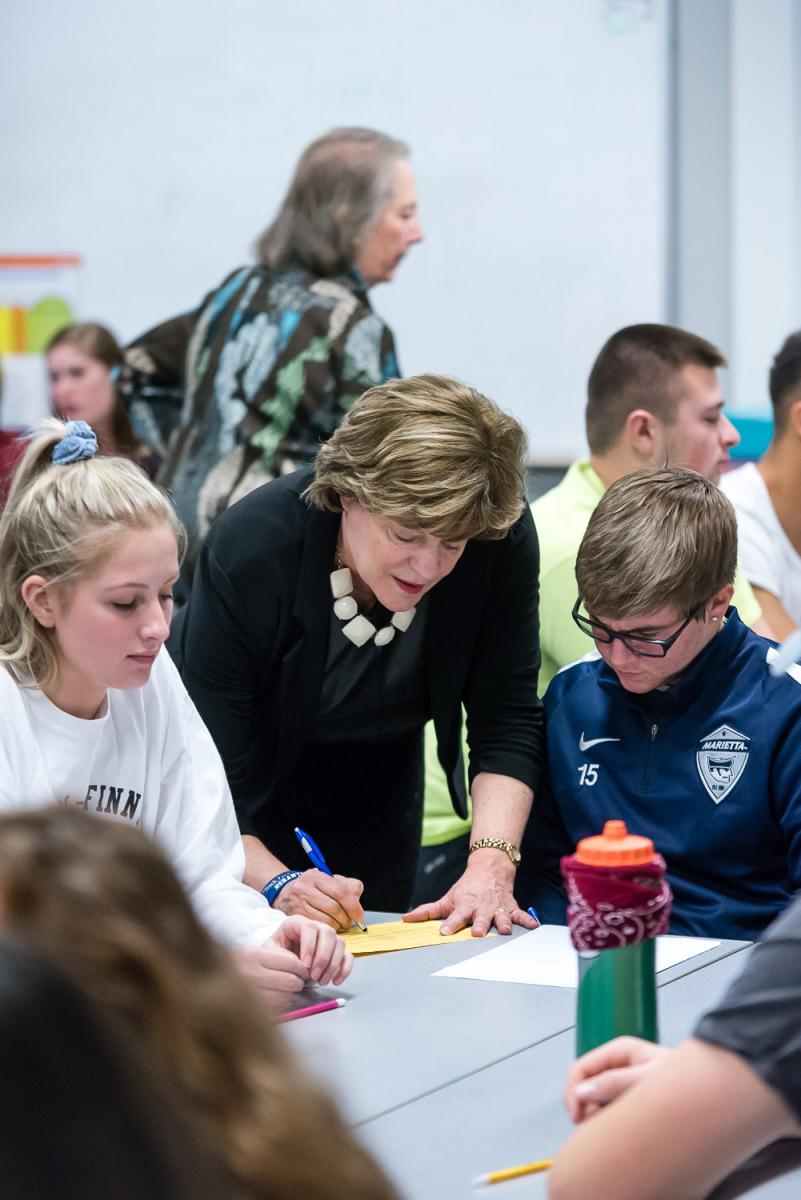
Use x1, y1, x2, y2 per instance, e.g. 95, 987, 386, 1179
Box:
494, 906, 513, 915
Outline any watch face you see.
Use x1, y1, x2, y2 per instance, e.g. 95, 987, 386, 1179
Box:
510, 847, 522, 864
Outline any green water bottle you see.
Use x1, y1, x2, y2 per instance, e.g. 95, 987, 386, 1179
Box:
561, 820, 672, 1056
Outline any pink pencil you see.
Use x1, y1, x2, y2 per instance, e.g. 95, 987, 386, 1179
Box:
279, 997, 347, 1023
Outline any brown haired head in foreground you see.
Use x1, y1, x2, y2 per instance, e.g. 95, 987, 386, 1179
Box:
308, 374, 528, 541
586, 324, 726, 455
0, 806, 398, 1200
576, 467, 737, 621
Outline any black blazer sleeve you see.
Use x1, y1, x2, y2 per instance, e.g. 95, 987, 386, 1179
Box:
463, 505, 543, 792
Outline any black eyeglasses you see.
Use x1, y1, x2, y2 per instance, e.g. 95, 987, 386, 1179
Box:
571, 598, 699, 658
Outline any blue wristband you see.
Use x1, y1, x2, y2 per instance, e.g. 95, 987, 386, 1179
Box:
261, 870, 303, 906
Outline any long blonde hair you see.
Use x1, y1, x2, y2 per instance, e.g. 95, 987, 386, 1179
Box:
0, 419, 184, 689
0, 807, 397, 1200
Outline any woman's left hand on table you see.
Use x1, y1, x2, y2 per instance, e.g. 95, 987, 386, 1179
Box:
403, 857, 537, 937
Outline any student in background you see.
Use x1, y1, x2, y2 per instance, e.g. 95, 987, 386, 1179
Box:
0, 807, 398, 1200
0, 419, 351, 998
549, 893, 801, 1200
519, 468, 801, 940
120, 126, 423, 578
722, 330, 801, 637
46, 322, 157, 475
1, 323, 157, 508
532, 323, 769, 692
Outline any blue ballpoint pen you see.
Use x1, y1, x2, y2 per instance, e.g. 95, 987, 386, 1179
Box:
294, 826, 368, 932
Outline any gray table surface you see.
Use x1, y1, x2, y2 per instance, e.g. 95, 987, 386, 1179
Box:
282, 915, 799, 1198
356, 947, 755, 1199
285, 914, 749, 1127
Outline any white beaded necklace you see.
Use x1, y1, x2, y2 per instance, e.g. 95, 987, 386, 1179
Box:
330, 553, 417, 648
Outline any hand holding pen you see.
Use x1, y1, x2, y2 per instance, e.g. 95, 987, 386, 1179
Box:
280, 826, 368, 933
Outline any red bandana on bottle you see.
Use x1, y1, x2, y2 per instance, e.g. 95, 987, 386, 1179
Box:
560, 853, 673, 951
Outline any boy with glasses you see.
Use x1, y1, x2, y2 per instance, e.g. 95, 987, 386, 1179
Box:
518, 468, 801, 939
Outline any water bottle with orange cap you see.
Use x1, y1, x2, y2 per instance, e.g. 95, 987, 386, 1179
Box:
560, 819, 673, 1055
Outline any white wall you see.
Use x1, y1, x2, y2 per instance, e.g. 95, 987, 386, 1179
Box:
673, 0, 801, 419
2, 0, 669, 460
729, 0, 801, 413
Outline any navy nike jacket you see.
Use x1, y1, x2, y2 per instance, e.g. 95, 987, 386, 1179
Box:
519, 611, 801, 940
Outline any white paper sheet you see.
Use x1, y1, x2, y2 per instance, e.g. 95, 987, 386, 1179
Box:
432, 926, 721, 988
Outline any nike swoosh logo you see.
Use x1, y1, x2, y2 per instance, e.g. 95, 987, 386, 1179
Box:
579, 733, 621, 751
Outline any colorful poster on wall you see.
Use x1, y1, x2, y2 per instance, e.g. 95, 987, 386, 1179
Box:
0, 255, 81, 428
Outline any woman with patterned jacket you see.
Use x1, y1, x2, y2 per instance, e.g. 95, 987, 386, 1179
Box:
120, 127, 423, 581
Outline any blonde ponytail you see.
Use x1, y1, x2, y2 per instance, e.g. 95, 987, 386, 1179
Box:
0, 419, 184, 687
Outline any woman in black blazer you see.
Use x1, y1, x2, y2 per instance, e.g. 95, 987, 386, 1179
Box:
172, 375, 544, 935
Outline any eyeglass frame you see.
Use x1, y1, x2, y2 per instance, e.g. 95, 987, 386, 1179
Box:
571, 598, 703, 658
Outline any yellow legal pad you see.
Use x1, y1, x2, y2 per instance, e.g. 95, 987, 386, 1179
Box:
340, 919, 494, 956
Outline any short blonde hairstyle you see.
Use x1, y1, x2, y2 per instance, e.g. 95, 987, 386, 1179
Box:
308, 375, 528, 540
0, 419, 185, 689
576, 467, 737, 619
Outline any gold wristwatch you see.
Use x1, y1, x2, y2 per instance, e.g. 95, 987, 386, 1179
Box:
468, 837, 522, 866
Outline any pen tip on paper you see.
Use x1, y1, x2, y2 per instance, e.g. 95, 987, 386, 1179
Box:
357, 920, 368, 933
335, 997, 347, 1008
471, 1175, 489, 1187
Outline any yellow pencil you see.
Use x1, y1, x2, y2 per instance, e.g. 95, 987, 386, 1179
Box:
473, 1158, 553, 1186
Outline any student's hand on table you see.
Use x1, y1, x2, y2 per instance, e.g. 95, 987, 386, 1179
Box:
274, 869, 365, 931
231, 917, 353, 1007
231, 942, 309, 1006
403, 856, 538, 937
271, 915, 354, 987
564, 1036, 671, 1123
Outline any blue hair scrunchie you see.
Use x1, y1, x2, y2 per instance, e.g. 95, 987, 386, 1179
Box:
51, 420, 99, 466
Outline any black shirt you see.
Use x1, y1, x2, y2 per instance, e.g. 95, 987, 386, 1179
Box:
312, 598, 430, 743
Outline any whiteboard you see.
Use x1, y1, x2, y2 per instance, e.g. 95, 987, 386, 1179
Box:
2, 0, 668, 460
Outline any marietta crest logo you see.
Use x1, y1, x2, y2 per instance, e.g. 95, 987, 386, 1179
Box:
696, 724, 750, 804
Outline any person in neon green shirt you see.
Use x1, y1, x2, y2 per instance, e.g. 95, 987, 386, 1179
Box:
413, 323, 770, 904
534, 323, 770, 693
412, 719, 472, 903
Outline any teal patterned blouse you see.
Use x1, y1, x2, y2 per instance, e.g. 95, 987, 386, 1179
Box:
120, 262, 399, 571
